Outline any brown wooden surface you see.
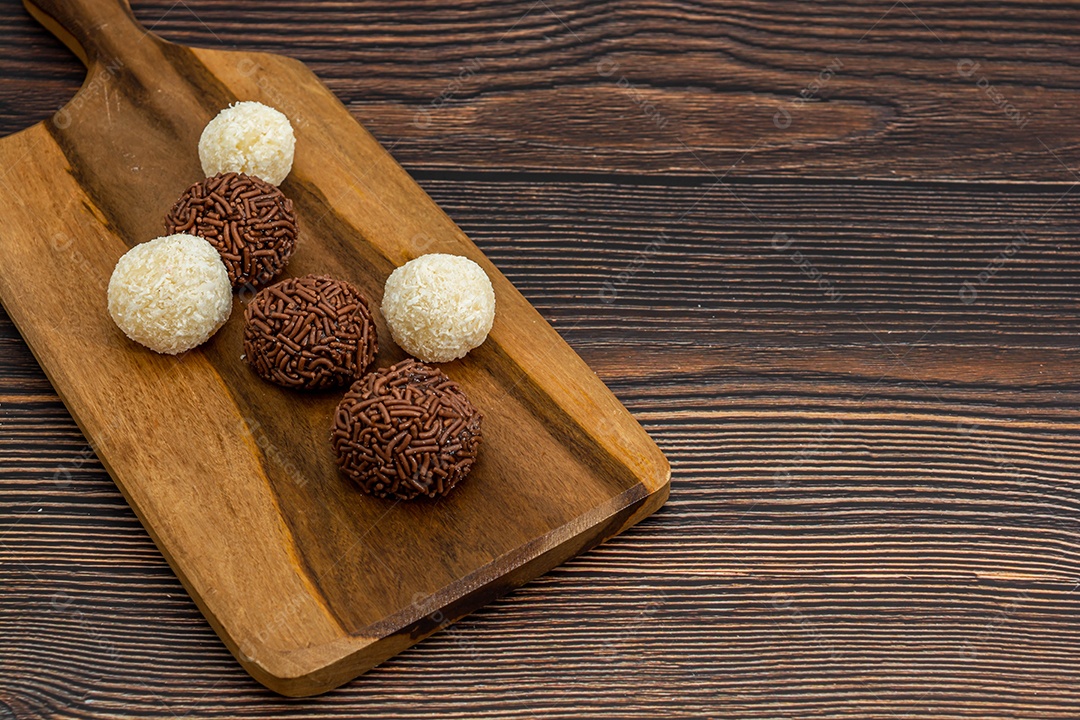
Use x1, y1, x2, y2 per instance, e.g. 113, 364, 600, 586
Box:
1, 0, 1079, 716
0, 0, 670, 699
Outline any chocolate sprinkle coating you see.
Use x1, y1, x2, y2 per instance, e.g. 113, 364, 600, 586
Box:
243, 274, 378, 390
166, 172, 297, 289
331, 359, 483, 500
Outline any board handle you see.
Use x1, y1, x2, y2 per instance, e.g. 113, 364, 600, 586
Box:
23, 0, 150, 67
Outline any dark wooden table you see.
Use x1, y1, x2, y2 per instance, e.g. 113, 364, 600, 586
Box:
2, 1, 1078, 717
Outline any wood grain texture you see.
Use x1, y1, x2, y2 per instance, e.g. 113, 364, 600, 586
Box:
0, 0, 668, 698
2, 0, 1079, 717
6, 0, 1079, 180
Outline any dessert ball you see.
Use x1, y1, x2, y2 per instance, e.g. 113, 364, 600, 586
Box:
198, 101, 295, 186
381, 254, 496, 363
107, 234, 232, 355
166, 172, 297, 289
331, 359, 483, 500
243, 274, 377, 390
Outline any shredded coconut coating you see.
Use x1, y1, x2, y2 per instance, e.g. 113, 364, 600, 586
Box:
198, 102, 295, 186
107, 234, 233, 355
381, 254, 496, 363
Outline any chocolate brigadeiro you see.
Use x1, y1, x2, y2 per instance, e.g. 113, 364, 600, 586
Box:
244, 274, 378, 390
331, 359, 483, 501
166, 172, 297, 289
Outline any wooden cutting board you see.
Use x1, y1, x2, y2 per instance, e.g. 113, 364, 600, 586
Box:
0, 0, 670, 697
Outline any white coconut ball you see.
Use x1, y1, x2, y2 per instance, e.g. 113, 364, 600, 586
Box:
108, 234, 233, 355
198, 101, 295, 186
382, 254, 496, 363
